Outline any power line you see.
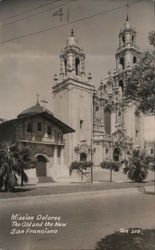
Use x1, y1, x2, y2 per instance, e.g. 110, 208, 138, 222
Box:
1, 1, 70, 27
70, 0, 142, 25
0, 0, 60, 23
0, 0, 143, 46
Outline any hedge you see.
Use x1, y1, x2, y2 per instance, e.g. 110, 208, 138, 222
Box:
69, 161, 93, 176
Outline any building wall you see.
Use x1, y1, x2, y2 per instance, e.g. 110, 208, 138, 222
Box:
70, 87, 93, 160
93, 143, 104, 166
16, 117, 63, 144
53, 85, 71, 165
123, 105, 144, 148
53, 80, 94, 165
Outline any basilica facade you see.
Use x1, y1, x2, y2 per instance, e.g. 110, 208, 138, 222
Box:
53, 17, 144, 169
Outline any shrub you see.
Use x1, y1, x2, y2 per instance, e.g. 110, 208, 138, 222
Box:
95, 228, 155, 250
100, 161, 120, 172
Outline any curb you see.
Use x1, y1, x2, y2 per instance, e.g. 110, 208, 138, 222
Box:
0, 185, 154, 205
0, 187, 140, 205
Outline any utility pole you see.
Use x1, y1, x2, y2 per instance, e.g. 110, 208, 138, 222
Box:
153, 0, 155, 29
90, 138, 93, 183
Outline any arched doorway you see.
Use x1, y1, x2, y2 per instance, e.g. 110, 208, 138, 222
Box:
36, 155, 47, 177
80, 153, 87, 161
113, 148, 120, 161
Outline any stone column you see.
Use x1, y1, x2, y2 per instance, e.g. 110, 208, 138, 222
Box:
61, 147, 64, 166
81, 55, 85, 75
100, 100, 104, 126
53, 146, 57, 165
44, 121, 48, 139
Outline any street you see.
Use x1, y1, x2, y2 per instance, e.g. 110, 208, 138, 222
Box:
0, 189, 155, 250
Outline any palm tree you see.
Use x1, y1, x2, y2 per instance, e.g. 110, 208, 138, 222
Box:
122, 149, 148, 183
0, 146, 35, 192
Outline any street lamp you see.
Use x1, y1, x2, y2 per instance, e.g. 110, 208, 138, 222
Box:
89, 139, 96, 183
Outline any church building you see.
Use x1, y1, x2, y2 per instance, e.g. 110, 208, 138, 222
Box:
0, 100, 74, 183
53, 16, 144, 169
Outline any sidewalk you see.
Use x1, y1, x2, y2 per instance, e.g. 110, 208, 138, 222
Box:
0, 181, 154, 200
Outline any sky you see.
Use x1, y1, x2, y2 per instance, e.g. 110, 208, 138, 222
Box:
0, 0, 154, 140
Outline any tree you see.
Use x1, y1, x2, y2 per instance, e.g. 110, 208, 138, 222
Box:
122, 149, 148, 183
123, 31, 155, 115
0, 145, 35, 192
100, 161, 120, 182
69, 161, 93, 181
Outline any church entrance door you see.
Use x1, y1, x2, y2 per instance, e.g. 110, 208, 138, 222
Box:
80, 153, 87, 161
113, 148, 120, 161
36, 155, 47, 177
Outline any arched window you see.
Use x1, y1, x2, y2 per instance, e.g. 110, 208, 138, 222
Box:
27, 122, 32, 133
75, 57, 80, 75
120, 57, 125, 70
119, 80, 124, 92
122, 35, 125, 44
132, 35, 134, 44
64, 58, 67, 75
133, 56, 137, 64
104, 107, 111, 135
96, 106, 99, 120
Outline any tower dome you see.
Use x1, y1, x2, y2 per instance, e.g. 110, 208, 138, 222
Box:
124, 15, 131, 30
66, 29, 79, 47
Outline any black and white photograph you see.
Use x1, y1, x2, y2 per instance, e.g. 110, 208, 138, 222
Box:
0, 0, 155, 249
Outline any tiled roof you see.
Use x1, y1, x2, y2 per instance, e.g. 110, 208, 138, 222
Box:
18, 103, 53, 118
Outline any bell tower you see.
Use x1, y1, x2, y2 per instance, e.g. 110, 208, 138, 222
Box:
115, 15, 140, 72
114, 14, 144, 148
53, 29, 95, 165
60, 29, 86, 78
